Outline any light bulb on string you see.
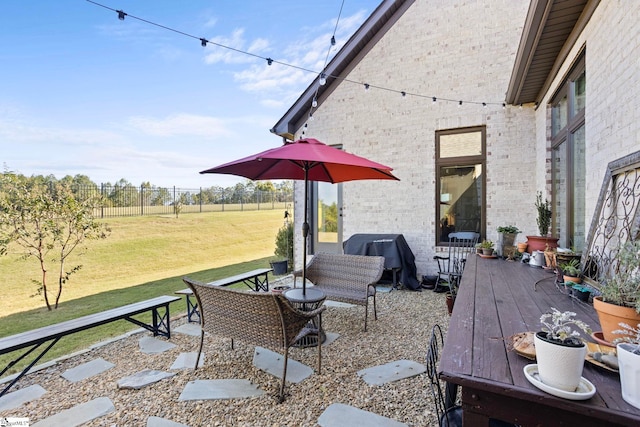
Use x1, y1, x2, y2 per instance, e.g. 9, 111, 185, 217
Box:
482, 102, 487, 107
458, 100, 462, 107
432, 97, 437, 103
319, 73, 326, 86
364, 83, 370, 91
401, 91, 406, 98
117, 10, 126, 20
331, 36, 336, 46
200, 38, 207, 47
312, 97, 318, 108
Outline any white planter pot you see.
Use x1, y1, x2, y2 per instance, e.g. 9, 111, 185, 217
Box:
534, 332, 587, 392
617, 343, 640, 409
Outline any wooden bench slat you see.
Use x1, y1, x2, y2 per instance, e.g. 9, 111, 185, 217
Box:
206, 268, 272, 288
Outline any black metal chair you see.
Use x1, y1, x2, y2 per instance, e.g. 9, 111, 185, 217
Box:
426, 324, 462, 427
433, 232, 479, 297
426, 324, 518, 427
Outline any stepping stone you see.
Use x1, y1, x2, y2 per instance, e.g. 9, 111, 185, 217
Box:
0, 384, 46, 411
252, 346, 312, 383
170, 352, 204, 370
357, 360, 426, 386
147, 416, 189, 427
61, 358, 115, 383
318, 403, 408, 427
117, 369, 176, 390
324, 300, 355, 308
31, 396, 115, 427
375, 285, 394, 293
174, 323, 201, 337
324, 332, 340, 346
139, 336, 176, 354
179, 379, 263, 401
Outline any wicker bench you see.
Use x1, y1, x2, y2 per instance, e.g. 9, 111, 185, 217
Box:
293, 253, 385, 331
182, 277, 326, 402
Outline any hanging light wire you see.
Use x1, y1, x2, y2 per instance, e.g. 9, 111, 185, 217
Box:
86, 0, 509, 110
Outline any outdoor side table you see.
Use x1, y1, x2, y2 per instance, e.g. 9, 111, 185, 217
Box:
283, 288, 326, 348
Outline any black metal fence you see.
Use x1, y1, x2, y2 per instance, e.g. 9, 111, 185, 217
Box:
70, 184, 293, 218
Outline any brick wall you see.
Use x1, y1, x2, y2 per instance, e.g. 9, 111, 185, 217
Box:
293, 0, 535, 276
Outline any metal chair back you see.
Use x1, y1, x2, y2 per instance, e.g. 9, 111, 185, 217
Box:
434, 232, 479, 294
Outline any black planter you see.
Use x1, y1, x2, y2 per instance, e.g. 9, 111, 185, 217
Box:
270, 260, 288, 275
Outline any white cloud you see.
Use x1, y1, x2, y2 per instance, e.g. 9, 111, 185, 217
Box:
127, 113, 234, 138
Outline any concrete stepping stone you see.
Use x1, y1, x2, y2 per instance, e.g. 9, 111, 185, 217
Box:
147, 416, 189, 427
324, 300, 355, 308
179, 379, 263, 401
0, 384, 46, 411
324, 332, 340, 346
174, 323, 201, 337
31, 396, 115, 427
357, 359, 426, 386
318, 403, 408, 427
139, 336, 177, 354
170, 352, 204, 370
252, 346, 312, 383
117, 369, 176, 390
61, 357, 115, 383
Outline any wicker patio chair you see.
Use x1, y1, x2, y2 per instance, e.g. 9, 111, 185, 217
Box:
183, 277, 326, 402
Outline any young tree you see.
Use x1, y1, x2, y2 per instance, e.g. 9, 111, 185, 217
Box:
0, 172, 110, 310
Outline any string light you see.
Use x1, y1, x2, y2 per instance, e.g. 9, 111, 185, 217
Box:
87, 0, 510, 110
312, 97, 318, 108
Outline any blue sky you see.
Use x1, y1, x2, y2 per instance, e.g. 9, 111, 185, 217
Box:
1, 0, 377, 188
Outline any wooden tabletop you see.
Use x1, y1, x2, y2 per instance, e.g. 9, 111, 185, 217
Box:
439, 254, 640, 426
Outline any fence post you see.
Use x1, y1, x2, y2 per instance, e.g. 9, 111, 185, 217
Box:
101, 183, 105, 218
140, 185, 144, 216
200, 187, 202, 213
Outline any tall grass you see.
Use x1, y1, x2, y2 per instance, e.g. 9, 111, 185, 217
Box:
0, 210, 286, 375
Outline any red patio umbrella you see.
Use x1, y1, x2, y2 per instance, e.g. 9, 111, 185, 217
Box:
200, 138, 400, 294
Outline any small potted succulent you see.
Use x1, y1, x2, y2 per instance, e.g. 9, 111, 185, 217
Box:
613, 322, 640, 409
535, 308, 592, 392
479, 240, 494, 256
559, 258, 582, 284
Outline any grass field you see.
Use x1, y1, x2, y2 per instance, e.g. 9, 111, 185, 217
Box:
0, 210, 286, 375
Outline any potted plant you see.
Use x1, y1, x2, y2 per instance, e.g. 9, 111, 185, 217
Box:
559, 258, 582, 284
479, 240, 494, 256
271, 220, 293, 275
526, 192, 559, 254
613, 322, 640, 409
497, 225, 520, 257
593, 239, 640, 344
535, 308, 592, 392
571, 284, 591, 302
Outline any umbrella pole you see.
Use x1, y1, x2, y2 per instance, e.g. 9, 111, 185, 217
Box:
302, 165, 309, 296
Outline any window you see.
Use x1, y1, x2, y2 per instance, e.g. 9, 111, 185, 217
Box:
436, 126, 485, 245
551, 55, 586, 251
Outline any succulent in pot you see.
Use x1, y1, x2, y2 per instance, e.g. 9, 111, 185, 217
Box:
613, 322, 640, 409
559, 258, 582, 284
480, 239, 494, 255
535, 308, 592, 392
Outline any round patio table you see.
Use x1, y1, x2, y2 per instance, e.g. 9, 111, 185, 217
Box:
283, 288, 326, 348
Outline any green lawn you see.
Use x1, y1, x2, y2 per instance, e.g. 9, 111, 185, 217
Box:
0, 210, 287, 376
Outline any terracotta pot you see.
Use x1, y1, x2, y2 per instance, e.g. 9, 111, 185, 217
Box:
482, 248, 493, 256
525, 236, 559, 254
517, 242, 528, 253
534, 332, 587, 392
593, 296, 640, 343
446, 293, 455, 315
563, 275, 582, 284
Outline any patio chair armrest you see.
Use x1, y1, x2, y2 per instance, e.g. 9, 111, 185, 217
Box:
434, 255, 449, 261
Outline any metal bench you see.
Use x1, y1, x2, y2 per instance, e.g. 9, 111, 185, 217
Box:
175, 268, 272, 323
0, 295, 180, 397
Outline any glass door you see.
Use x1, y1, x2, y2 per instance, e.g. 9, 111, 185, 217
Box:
313, 181, 343, 254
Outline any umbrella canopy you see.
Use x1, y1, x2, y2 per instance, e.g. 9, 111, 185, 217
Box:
201, 138, 398, 183
201, 138, 400, 294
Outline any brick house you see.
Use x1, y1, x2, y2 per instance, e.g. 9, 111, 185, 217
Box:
271, 0, 640, 278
